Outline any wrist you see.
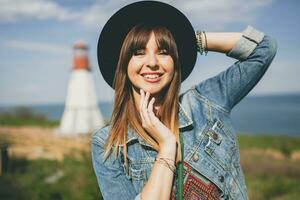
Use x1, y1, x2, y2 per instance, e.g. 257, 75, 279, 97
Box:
158, 138, 177, 157
159, 135, 176, 148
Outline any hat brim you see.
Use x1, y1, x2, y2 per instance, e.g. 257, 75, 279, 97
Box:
97, 1, 197, 89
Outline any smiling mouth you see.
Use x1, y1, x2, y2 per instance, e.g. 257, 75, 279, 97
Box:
141, 73, 163, 79
142, 74, 161, 79
141, 73, 162, 83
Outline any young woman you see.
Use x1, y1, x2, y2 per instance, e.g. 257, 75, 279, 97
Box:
91, 1, 277, 200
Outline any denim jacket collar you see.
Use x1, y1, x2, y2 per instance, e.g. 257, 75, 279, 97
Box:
178, 102, 193, 128
118, 102, 193, 148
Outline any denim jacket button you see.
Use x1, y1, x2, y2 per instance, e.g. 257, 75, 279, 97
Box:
212, 132, 219, 140
217, 121, 222, 128
219, 175, 225, 183
192, 154, 199, 162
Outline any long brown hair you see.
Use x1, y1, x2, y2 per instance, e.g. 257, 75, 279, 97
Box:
103, 23, 182, 167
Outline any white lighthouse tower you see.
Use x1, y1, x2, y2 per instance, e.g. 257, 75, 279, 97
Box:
59, 41, 104, 135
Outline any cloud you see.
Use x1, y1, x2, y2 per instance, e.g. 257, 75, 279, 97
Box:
174, 0, 274, 28
0, 0, 276, 30
78, 3, 111, 30
78, 0, 276, 30
0, 0, 79, 23
251, 59, 300, 95
3, 39, 70, 54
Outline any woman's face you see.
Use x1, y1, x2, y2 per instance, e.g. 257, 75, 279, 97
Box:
127, 32, 174, 95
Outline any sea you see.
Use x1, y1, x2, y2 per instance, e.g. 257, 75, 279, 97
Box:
1, 94, 299, 136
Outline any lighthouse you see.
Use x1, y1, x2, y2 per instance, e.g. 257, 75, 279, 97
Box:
59, 41, 104, 135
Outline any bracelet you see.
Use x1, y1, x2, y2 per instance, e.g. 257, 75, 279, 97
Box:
155, 160, 176, 173
203, 31, 208, 56
156, 157, 175, 164
195, 30, 208, 56
195, 31, 203, 55
155, 157, 176, 173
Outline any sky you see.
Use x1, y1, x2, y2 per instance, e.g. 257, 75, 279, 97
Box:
0, 0, 299, 106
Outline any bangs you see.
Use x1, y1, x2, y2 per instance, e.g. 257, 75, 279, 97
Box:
127, 24, 176, 56
153, 28, 176, 55
128, 26, 152, 53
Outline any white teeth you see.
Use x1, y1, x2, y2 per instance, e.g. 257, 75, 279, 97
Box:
144, 74, 159, 79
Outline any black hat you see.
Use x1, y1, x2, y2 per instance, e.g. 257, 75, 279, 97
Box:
97, 1, 197, 88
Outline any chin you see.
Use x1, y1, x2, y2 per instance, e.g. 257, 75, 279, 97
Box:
142, 88, 159, 94
143, 85, 169, 95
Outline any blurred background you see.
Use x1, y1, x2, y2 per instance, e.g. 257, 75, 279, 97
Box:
0, 0, 299, 199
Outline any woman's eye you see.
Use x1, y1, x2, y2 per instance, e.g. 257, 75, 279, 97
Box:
159, 49, 169, 55
134, 50, 145, 55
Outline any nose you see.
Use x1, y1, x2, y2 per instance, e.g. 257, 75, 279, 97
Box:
146, 53, 158, 68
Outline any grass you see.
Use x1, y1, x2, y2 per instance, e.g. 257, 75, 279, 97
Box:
245, 174, 300, 200
0, 106, 59, 127
238, 134, 300, 156
0, 127, 300, 199
0, 152, 102, 200
238, 134, 300, 200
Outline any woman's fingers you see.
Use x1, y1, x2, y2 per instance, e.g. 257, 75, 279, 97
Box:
139, 89, 151, 126
139, 89, 173, 145
139, 89, 158, 129
139, 89, 145, 123
142, 91, 152, 125
148, 97, 159, 124
148, 97, 155, 112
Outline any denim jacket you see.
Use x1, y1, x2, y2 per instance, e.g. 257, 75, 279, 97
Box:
91, 25, 277, 200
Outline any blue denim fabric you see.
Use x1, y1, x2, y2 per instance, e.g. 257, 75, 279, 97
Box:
91, 25, 277, 200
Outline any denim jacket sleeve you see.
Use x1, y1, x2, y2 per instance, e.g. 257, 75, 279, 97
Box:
195, 25, 278, 111
91, 129, 139, 200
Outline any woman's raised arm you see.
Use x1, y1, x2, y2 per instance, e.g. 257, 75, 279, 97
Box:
195, 25, 277, 111
205, 32, 242, 54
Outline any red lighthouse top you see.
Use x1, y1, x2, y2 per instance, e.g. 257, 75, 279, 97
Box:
73, 40, 90, 70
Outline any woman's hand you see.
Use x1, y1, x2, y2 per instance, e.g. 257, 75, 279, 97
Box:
139, 89, 176, 148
